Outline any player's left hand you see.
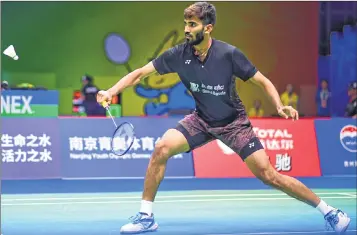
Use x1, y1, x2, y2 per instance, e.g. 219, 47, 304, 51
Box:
277, 106, 299, 121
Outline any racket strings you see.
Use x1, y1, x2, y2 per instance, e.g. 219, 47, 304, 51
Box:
111, 122, 135, 155
104, 105, 135, 156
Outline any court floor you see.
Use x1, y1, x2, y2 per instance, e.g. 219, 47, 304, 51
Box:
1, 189, 356, 235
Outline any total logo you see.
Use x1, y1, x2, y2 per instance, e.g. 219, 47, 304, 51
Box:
340, 125, 357, 153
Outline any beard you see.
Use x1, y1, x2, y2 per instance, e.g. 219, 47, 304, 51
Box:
185, 29, 205, 46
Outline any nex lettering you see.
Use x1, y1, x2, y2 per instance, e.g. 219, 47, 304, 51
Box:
1, 95, 33, 114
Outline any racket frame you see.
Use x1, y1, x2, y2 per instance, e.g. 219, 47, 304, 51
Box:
110, 121, 135, 156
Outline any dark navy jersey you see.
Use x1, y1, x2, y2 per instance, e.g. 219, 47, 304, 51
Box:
82, 84, 99, 102
152, 39, 258, 127
345, 97, 357, 117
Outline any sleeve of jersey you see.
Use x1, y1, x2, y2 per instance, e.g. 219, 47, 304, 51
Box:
152, 46, 178, 75
232, 48, 258, 81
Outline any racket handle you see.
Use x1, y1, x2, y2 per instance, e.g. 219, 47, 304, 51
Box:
101, 101, 109, 108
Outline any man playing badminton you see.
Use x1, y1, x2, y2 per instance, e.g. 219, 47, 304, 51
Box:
97, 2, 351, 234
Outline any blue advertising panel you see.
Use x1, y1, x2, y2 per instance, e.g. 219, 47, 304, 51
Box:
315, 118, 357, 175
59, 117, 194, 178
1, 90, 59, 117
1, 118, 61, 179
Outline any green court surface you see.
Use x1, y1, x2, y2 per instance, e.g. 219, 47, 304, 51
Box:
2, 189, 356, 235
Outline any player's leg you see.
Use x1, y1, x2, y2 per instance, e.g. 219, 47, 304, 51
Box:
142, 128, 190, 203
120, 113, 213, 234
141, 113, 213, 211
244, 149, 351, 233
215, 117, 350, 233
245, 148, 321, 206
120, 128, 189, 234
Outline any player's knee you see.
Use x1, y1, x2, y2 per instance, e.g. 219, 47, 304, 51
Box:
256, 167, 279, 186
152, 140, 171, 163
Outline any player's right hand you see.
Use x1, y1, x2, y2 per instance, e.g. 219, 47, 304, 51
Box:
96, 90, 112, 105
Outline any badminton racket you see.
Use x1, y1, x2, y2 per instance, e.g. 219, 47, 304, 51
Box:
101, 101, 135, 156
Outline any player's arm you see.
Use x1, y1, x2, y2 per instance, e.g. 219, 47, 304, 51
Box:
231, 47, 298, 120
250, 72, 298, 120
98, 46, 178, 104
107, 45, 179, 97
249, 72, 283, 112
108, 62, 156, 96
96, 62, 156, 104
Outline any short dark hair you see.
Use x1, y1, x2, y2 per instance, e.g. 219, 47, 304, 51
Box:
184, 2, 216, 26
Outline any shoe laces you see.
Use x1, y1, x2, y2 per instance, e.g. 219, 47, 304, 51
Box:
129, 213, 145, 224
325, 210, 340, 231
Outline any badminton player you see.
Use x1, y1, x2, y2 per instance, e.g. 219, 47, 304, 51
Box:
96, 2, 351, 234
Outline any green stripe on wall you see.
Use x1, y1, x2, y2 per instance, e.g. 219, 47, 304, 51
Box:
1, 105, 58, 117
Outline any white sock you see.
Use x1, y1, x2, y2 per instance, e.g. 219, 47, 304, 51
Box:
140, 200, 153, 215
316, 199, 335, 216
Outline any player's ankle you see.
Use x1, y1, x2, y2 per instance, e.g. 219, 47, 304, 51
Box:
316, 199, 335, 216
140, 200, 153, 215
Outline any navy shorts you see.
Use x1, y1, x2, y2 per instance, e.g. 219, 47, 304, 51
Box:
175, 112, 264, 160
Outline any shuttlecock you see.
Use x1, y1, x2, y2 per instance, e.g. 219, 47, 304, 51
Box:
3, 45, 19, 60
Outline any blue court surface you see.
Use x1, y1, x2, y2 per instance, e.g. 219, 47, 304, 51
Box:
1, 177, 356, 235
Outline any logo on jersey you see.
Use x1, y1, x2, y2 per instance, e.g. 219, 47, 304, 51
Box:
190, 82, 200, 92
340, 125, 357, 153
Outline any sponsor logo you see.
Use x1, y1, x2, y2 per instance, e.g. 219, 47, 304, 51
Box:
340, 125, 357, 153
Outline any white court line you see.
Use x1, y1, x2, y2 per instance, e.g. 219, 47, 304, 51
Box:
339, 193, 357, 197
1, 196, 355, 206
2, 192, 355, 202
208, 230, 357, 235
